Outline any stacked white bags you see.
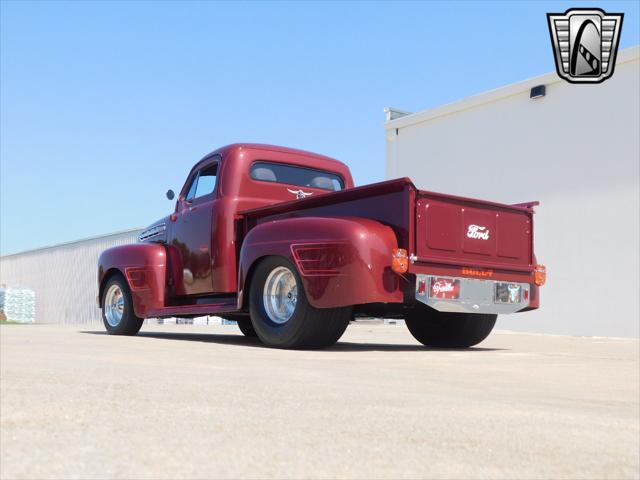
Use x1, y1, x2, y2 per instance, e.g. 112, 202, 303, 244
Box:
0, 287, 36, 323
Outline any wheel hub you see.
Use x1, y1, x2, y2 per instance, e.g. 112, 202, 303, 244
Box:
104, 284, 125, 327
263, 266, 298, 324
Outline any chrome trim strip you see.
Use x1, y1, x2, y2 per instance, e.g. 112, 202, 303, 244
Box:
138, 223, 167, 242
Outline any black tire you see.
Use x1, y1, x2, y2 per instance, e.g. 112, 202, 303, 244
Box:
405, 305, 496, 348
235, 317, 258, 337
101, 275, 144, 336
249, 256, 351, 349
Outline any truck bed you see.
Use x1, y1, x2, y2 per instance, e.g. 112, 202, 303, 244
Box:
240, 178, 536, 274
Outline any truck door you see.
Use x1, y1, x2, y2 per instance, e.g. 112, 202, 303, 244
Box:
170, 161, 218, 296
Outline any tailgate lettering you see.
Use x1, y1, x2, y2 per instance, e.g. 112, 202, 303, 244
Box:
462, 267, 494, 278
466, 224, 490, 240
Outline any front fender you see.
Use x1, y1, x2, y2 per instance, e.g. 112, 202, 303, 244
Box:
98, 243, 167, 318
238, 216, 404, 309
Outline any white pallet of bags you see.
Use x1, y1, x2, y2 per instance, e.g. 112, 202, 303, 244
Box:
0, 287, 36, 323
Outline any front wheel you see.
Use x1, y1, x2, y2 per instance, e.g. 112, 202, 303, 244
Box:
101, 275, 144, 335
249, 257, 351, 349
236, 317, 258, 337
405, 306, 496, 348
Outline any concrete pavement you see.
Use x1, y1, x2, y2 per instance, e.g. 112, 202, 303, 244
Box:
1, 323, 638, 479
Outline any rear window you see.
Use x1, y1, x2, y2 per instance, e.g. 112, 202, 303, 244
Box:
250, 162, 344, 191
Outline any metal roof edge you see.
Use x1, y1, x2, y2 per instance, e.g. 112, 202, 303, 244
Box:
384, 45, 640, 131
0, 227, 145, 259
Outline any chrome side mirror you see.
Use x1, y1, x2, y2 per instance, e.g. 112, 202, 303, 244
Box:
166, 189, 175, 200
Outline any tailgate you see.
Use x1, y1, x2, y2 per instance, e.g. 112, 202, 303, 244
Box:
415, 192, 533, 271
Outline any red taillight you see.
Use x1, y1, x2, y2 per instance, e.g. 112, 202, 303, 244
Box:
391, 248, 408, 274
534, 264, 546, 286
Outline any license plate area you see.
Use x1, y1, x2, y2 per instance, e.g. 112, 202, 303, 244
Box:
429, 277, 461, 299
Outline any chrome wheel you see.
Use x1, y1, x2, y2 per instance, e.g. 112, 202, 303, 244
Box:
104, 284, 125, 327
263, 266, 298, 324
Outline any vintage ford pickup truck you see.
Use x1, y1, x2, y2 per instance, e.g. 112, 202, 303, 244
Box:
98, 143, 545, 349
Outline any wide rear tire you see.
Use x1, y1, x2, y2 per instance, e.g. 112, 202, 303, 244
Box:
249, 257, 351, 349
101, 275, 144, 336
405, 306, 496, 348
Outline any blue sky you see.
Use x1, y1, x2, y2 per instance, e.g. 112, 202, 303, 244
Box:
1, 1, 638, 255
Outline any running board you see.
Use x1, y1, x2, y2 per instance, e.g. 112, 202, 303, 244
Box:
146, 300, 239, 319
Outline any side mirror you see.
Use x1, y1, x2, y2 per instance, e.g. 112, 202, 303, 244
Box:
166, 189, 175, 200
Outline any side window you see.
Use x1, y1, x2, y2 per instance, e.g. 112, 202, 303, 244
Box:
183, 162, 218, 203
194, 164, 217, 199
185, 174, 198, 202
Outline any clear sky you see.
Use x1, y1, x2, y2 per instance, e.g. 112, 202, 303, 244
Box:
1, 0, 638, 255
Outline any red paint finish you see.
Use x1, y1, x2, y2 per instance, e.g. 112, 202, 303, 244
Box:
178, 144, 355, 296
416, 193, 533, 271
97, 143, 542, 319
168, 158, 217, 295
98, 243, 166, 317
238, 216, 403, 309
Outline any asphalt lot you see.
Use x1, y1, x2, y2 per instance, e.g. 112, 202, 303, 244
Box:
1, 323, 638, 480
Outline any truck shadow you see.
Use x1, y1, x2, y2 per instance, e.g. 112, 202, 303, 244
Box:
81, 331, 505, 352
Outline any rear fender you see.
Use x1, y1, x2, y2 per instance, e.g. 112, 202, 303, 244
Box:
238, 217, 404, 309
98, 243, 167, 318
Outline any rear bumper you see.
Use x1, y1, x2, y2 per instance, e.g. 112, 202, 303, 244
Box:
415, 274, 531, 315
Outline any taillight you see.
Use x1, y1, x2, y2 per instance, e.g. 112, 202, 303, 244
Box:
391, 248, 408, 274
417, 278, 427, 295
534, 264, 546, 286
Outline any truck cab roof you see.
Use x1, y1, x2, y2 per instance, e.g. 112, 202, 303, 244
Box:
199, 143, 352, 181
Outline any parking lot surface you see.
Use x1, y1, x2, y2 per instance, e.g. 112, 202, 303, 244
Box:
1, 323, 638, 479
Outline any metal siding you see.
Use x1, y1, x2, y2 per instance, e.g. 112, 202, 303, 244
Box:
384, 48, 640, 338
0, 230, 143, 324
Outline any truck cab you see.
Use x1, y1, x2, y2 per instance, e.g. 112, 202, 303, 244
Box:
98, 143, 545, 349
162, 144, 353, 297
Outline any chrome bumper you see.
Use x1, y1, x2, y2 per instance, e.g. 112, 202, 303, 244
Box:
415, 275, 530, 315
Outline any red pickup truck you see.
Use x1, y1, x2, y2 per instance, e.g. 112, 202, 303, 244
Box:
98, 144, 545, 349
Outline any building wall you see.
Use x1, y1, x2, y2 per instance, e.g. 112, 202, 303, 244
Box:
0, 229, 143, 325
385, 47, 639, 338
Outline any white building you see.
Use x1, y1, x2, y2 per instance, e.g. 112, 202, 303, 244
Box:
385, 46, 639, 338
0, 229, 142, 325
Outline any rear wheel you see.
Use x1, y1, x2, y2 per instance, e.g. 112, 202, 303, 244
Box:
249, 257, 351, 349
405, 306, 496, 348
101, 275, 144, 335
